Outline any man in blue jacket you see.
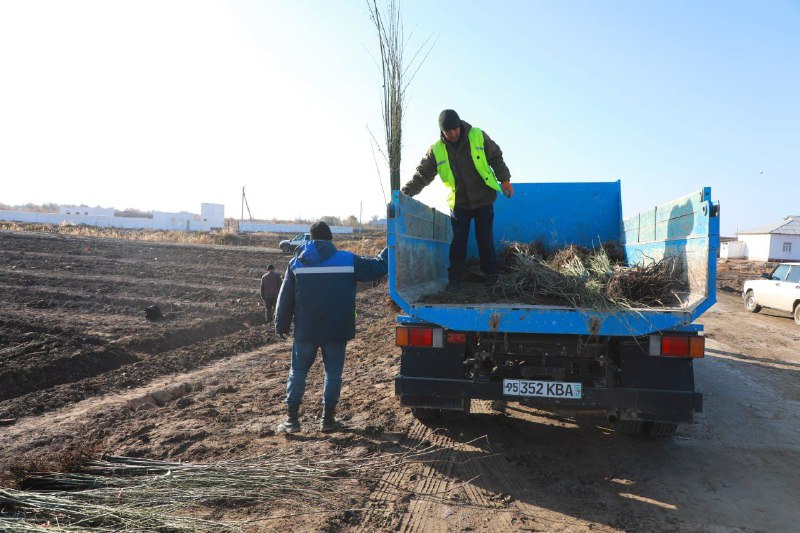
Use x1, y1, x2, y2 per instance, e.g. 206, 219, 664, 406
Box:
274, 221, 389, 433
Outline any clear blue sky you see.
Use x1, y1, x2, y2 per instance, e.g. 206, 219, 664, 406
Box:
1, 1, 797, 235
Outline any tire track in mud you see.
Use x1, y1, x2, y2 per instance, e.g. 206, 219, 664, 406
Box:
358, 402, 527, 532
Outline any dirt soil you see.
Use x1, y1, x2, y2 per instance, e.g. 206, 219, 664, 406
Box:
2, 231, 799, 531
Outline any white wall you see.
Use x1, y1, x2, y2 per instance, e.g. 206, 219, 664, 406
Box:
238, 222, 354, 234
200, 203, 225, 229
768, 234, 800, 261
59, 206, 115, 217
721, 240, 747, 259
738, 234, 772, 261
0, 203, 223, 232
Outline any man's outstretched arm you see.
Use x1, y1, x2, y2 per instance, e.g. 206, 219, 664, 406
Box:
401, 149, 437, 197
354, 247, 389, 282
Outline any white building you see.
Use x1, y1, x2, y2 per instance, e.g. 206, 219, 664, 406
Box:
721, 216, 800, 261
0, 203, 225, 232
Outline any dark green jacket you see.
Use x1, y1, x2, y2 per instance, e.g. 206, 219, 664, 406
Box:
401, 121, 511, 210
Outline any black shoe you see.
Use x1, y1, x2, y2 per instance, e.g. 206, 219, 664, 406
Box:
277, 404, 301, 434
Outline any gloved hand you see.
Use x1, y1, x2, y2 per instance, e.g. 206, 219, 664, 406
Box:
501, 181, 514, 198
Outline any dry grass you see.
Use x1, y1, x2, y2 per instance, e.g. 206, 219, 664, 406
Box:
0, 221, 388, 253
337, 234, 387, 256
421, 242, 686, 310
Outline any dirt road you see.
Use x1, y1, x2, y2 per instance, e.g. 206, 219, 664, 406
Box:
1, 231, 798, 531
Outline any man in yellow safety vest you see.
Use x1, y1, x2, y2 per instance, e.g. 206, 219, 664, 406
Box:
401, 109, 514, 290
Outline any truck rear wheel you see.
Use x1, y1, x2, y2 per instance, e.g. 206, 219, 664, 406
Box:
411, 399, 470, 422
616, 420, 677, 437
617, 420, 643, 435
794, 302, 800, 325
646, 422, 678, 437
411, 408, 440, 421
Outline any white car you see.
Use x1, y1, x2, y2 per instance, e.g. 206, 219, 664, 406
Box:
743, 262, 800, 325
279, 232, 310, 253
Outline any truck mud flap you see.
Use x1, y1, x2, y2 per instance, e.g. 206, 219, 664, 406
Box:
399, 395, 466, 411
395, 376, 702, 423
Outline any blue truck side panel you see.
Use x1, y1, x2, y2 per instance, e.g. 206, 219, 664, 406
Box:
388, 182, 719, 336
468, 181, 623, 257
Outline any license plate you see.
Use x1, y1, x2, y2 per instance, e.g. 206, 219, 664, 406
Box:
503, 379, 582, 399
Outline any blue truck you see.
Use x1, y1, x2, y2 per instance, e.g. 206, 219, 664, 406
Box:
388, 181, 719, 435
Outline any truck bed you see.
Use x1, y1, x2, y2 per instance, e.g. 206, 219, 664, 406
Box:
387, 182, 719, 336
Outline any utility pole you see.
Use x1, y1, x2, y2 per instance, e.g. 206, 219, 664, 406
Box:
359, 201, 363, 235
241, 187, 253, 221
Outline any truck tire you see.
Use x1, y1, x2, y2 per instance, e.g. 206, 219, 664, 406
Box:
646, 422, 678, 437
280, 243, 291, 253
440, 399, 471, 421
617, 420, 677, 437
744, 291, 761, 313
617, 420, 643, 435
794, 302, 800, 326
411, 408, 440, 421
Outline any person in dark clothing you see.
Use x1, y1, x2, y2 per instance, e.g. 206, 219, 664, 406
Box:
274, 221, 389, 433
401, 109, 514, 289
260, 264, 281, 323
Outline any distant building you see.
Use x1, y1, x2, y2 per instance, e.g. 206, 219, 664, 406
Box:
721, 216, 800, 261
0, 203, 225, 232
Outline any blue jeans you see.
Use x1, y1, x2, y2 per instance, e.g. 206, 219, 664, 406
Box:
285, 340, 347, 407
449, 204, 496, 283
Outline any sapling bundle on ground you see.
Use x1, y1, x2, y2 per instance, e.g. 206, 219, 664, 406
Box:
1, 441, 481, 532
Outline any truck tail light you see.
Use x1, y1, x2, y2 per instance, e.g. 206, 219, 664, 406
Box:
395, 327, 444, 348
446, 332, 467, 344
410, 328, 432, 347
396, 327, 432, 347
661, 335, 688, 356
688, 336, 705, 358
656, 335, 704, 358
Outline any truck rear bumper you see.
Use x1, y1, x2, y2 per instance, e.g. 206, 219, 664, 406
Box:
395, 376, 703, 424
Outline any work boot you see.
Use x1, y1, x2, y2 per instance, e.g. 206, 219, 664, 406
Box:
276, 404, 301, 434
320, 405, 343, 433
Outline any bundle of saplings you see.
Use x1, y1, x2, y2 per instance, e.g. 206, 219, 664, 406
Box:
422, 242, 686, 309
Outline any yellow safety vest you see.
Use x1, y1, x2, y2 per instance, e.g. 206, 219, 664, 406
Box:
431, 127, 501, 209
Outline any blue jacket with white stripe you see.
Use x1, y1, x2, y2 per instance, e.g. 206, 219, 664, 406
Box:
275, 240, 389, 343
